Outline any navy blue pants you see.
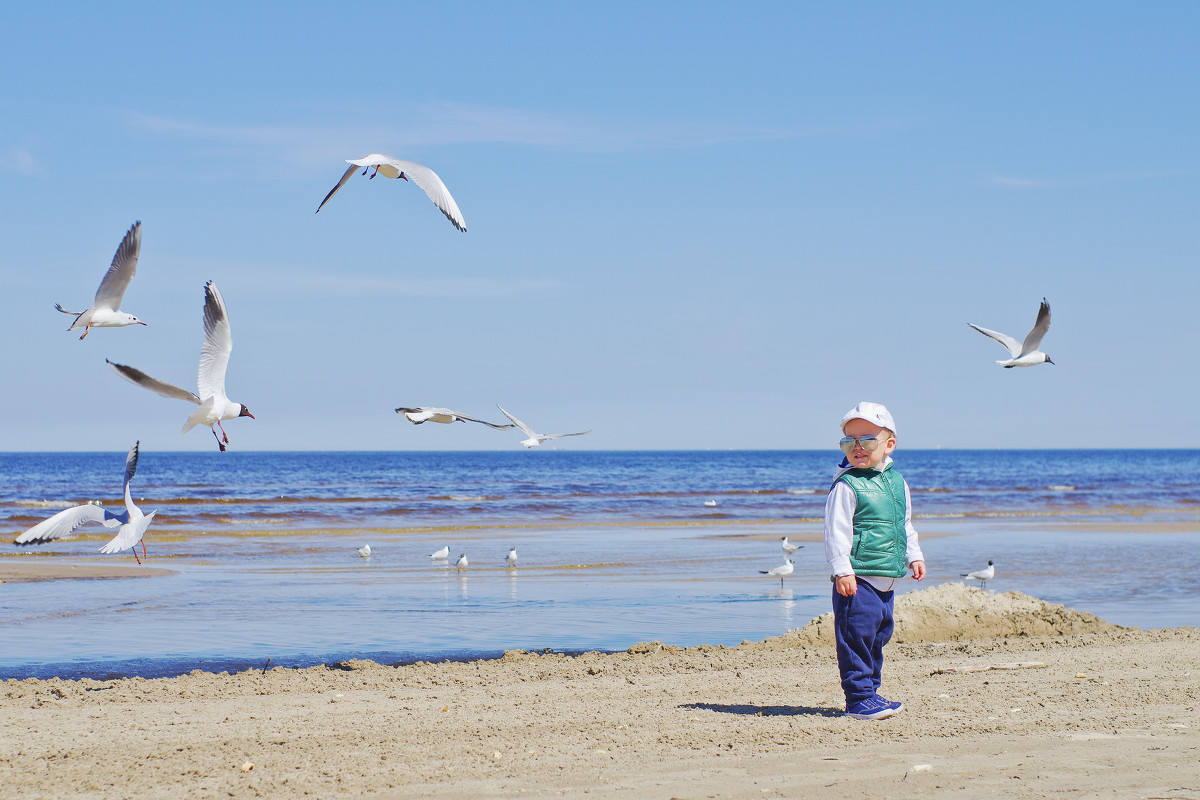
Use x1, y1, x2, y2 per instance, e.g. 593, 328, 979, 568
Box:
833, 580, 894, 706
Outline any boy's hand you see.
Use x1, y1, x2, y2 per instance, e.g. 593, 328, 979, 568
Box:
835, 574, 857, 596
909, 560, 926, 581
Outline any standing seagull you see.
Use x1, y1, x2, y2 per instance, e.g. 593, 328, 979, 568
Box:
961, 560, 995, 587
967, 298, 1054, 368
357, 544, 372, 558
55, 221, 147, 340
429, 545, 450, 560
14, 442, 156, 564
455, 553, 469, 568
395, 407, 514, 429
315, 154, 467, 232
759, 559, 794, 587
107, 281, 254, 451
505, 546, 518, 567
496, 405, 591, 449
780, 536, 803, 555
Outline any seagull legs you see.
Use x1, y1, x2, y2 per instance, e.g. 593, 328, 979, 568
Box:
210, 426, 227, 452
79, 325, 90, 340
217, 420, 230, 443
369, 166, 380, 179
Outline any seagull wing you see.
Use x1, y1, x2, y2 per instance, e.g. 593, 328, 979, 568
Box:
14, 504, 125, 544
496, 405, 538, 437
122, 441, 141, 518
107, 359, 200, 403
1019, 298, 1051, 355
197, 281, 233, 403
385, 159, 467, 232
93, 221, 141, 311
451, 411, 516, 430
543, 430, 592, 440
966, 323, 1022, 357
315, 163, 358, 213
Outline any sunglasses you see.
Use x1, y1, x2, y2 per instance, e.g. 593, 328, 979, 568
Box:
839, 433, 891, 455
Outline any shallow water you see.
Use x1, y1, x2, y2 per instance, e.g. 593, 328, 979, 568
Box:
2, 450, 1198, 679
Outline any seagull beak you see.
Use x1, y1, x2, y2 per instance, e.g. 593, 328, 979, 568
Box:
400, 173, 409, 182
137, 321, 148, 326
1046, 357, 1055, 365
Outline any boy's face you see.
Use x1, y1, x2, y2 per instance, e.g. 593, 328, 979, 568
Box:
842, 418, 896, 470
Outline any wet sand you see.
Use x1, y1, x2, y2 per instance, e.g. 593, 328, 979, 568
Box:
2, 583, 1197, 799
0, 560, 175, 582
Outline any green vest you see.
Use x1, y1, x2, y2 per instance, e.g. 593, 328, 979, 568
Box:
834, 466, 909, 578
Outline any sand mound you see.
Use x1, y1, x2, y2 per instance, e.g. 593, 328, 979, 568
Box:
785, 582, 1122, 647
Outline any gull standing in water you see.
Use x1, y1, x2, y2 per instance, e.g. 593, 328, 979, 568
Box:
496, 405, 591, 448
780, 536, 803, 555
107, 281, 254, 451
429, 545, 450, 560
760, 559, 794, 587
455, 553, 468, 568
395, 407, 514, 429
315, 154, 467, 232
14, 442, 156, 564
505, 546, 518, 567
357, 544, 372, 558
961, 560, 995, 587
55, 221, 147, 340
967, 299, 1054, 368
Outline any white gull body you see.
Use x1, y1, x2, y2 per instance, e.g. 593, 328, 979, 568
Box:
429, 546, 450, 560
496, 405, 591, 448
968, 299, 1053, 368
961, 560, 995, 586
14, 442, 157, 563
316, 154, 467, 232
107, 280, 253, 451
505, 546, 518, 566
780, 536, 802, 554
55, 221, 147, 339
759, 559, 794, 586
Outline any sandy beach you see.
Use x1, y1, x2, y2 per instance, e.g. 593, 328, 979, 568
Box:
2, 582, 1197, 799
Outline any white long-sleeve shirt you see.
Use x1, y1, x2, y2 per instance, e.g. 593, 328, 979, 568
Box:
823, 457, 924, 592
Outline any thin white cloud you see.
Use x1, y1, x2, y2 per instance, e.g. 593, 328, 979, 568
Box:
0, 146, 40, 174
989, 169, 1194, 188
121, 101, 801, 166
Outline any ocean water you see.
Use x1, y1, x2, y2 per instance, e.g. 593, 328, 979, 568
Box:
2, 450, 1198, 680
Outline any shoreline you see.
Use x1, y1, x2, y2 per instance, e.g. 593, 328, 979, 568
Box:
2, 584, 1197, 798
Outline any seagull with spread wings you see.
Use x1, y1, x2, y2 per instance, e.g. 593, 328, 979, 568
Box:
316, 154, 467, 232
496, 405, 591, 448
395, 406, 514, 429
107, 281, 253, 451
55, 221, 147, 340
14, 442, 156, 563
968, 298, 1054, 368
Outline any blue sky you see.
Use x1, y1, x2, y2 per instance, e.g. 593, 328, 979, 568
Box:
2, 2, 1197, 451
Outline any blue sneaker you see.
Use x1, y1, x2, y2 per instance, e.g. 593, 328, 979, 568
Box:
844, 695, 897, 720
877, 696, 904, 713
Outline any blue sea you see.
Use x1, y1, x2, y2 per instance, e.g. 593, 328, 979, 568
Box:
2, 450, 1198, 680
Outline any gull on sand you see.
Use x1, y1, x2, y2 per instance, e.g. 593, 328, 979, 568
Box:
395, 407, 514, 429
107, 281, 253, 452
760, 559, 794, 586
962, 560, 995, 586
967, 298, 1054, 368
55, 221, 147, 340
14, 442, 156, 563
497, 405, 591, 449
315, 154, 466, 232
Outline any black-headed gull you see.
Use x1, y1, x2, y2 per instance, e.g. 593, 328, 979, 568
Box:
968, 299, 1053, 368
395, 407, 514, 429
505, 546, 518, 566
455, 553, 468, 568
961, 560, 995, 586
315, 154, 467, 232
780, 536, 802, 555
14, 442, 156, 563
357, 544, 372, 558
429, 545, 450, 560
55, 221, 147, 340
496, 405, 591, 448
759, 559, 794, 586
107, 280, 253, 451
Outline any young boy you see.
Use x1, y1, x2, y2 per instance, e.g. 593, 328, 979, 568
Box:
824, 402, 926, 720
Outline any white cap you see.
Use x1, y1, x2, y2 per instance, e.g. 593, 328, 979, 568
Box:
840, 402, 896, 436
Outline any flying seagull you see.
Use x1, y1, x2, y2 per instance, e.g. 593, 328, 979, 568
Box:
55, 221, 147, 340
961, 560, 995, 587
496, 405, 591, 448
315, 154, 467, 232
395, 407, 514, 429
107, 280, 253, 451
759, 559, 794, 587
968, 299, 1053, 368
14, 442, 156, 563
